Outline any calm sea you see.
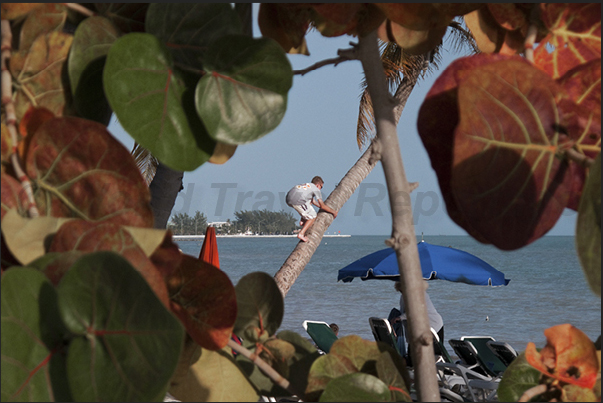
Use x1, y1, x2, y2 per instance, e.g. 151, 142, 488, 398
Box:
177, 235, 601, 355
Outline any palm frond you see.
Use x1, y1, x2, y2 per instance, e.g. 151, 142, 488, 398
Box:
356, 20, 479, 150
132, 143, 159, 186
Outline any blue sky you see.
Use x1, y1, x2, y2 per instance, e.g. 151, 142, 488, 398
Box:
108, 16, 578, 237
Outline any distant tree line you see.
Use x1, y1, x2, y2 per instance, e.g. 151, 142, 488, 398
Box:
168, 209, 298, 235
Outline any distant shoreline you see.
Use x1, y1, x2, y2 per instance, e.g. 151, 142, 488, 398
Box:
172, 234, 351, 240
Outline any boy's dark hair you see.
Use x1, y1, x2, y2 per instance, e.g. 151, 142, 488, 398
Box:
329, 323, 339, 335
311, 176, 324, 186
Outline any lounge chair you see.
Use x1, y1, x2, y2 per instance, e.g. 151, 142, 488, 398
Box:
486, 340, 518, 367
368, 317, 404, 356
450, 336, 508, 378
431, 328, 454, 364
302, 320, 338, 354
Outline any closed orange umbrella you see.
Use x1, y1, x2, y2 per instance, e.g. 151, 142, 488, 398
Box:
199, 226, 220, 269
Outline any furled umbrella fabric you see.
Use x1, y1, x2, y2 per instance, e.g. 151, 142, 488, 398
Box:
199, 226, 220, 269
337, 240, 509, 286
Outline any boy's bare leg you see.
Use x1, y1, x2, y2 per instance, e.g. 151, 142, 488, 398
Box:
297, 218, 315, 242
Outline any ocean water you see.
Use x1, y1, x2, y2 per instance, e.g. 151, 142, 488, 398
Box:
177, 235, 601, 356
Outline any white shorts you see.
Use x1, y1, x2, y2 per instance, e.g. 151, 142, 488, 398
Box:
290, 201, 317, 221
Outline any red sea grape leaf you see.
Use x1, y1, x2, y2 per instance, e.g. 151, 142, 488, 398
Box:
374, 3, 472, 31
19, 3, 67, 51
486, 3, 529, 32
309, 4, 384, 38
534, 3, 601, 79
17, 107, 55, 160
150, 232, 183, 278
10, 31, 73, 122
525, 324, 598, 389
1, 123, 11, 166
48, 220, 169, 307
258, 3, 310, 55
166, 255, 237, 350
25, 116, 153, 227
451, 59, 573, 250
377, 20, 448, 56
417, 54, 527, 244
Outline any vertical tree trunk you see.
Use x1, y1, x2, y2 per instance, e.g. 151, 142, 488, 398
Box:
357, 31, 439, 402
149, 162, 184, 229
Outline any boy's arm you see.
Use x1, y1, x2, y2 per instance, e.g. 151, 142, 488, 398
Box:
315, 198, 338, 218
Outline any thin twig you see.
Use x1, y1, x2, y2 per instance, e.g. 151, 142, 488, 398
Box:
293, 47, 358, 76
65, 3, 95, 17
227, 339, 301, 399
518, 384, 547, 402
1, 19, 39, 217
524, 24, 538, 63
565, 147, 595, 168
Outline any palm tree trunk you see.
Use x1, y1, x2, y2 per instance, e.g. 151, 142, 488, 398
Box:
149, 162, 184, 229
357, 31, 440, 402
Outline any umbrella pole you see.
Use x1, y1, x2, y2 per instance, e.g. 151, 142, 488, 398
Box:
357, 32, 440, 402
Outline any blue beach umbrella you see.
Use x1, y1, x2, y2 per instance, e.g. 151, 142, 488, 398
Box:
337, 240, 510, 286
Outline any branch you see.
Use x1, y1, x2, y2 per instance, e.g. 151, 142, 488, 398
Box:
227, 339, 302, 398
564, 147, 596, 168
293, 47, 358, 76
357, 31, 440, 402
1, 20, 39, 218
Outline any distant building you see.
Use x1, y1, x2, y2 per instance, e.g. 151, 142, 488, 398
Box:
208, 221, 231, 228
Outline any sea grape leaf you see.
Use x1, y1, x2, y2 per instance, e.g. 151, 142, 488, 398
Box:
1, 123, 10, 165
562, 383, 599, 402
25, 116, 153, 226
233, 272, 284, 338
451, 59, 573, 250
1, 268, 72, 402
525, 324, 599, 389
166, 254, 237, 350
486, 3, 530, 32
308, 4, 384, 38
149, 232, 183, 278
10, 31, 73, 122
1, 209, 72, 265
169, 342, 258, 402
17, 107, 55, 160
497, 352, 542, 403
276, 330, 321, 394
94, 3, 148, 34
306, 353, 358, 400
534, 3, 601, 79
195, 35, 293, 145
576, 153, 601, 296
329, 335, 382, 372
0, 3, 43, 20
319, 373, 391, 402
104, 33, 215, 171
145, 3, 242, 69
19, 3, 67, 51
375, 351, 411, 401
417, 54, 518, 244
28, 251, 84, 286
48, 220, 170, 307
68, 16, 119, 124
58, 251, 184, 402
374, 3, 464, 31
258, 3, 310, 55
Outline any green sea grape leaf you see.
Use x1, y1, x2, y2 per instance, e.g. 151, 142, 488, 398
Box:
329, 335, 383, 371
452, 59, 573, 250
576, 153, 601, 296
166, 254, 237, 350
195, 35, 293, 145
319, 372, 391, 402
103, 33, 215, 171
25, 116, 153, 227
497, 352, 544, 402
145, 3, 241, 69
375, 351, 411, 401
68, 16, 119, 124
169, 344, 258, 402
58, 251, 184, 402
19, 3, 67, 51
233, 272, 284, 338
1, 268, 72, 402
306, 353, 358, 399
10, 31, 72, 122
276, 330, 321, 394
94, 3, 149, 34
49, 220, 170, 307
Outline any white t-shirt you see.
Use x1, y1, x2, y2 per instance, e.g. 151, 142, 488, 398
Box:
286, 183, 322, 206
